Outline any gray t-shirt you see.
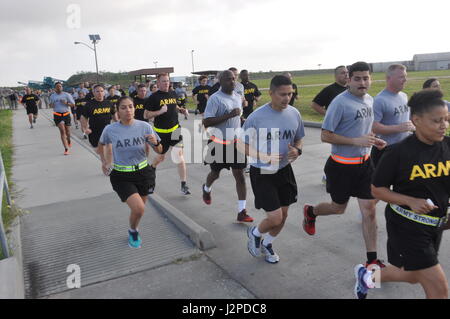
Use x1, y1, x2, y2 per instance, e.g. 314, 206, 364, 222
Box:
204, 90, 242, 141
99, 120, 160, 166
50, 92, 75, 113
240, 103, 305, 171
234, 82, 245, 100
373, 89, 410, 145
322, 90, 374, 158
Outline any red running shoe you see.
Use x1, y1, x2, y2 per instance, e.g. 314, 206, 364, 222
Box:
64, 149, 70, 156
303, 204, 316, 236
202, 184, 211, 205
237, 209, 254, 223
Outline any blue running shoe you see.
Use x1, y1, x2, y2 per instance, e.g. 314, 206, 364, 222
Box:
354, 264, 374, 299
128, 230, 142, 248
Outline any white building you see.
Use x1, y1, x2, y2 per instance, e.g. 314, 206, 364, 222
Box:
413, 52, 450, 71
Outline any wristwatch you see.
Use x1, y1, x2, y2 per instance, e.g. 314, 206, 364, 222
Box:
294, 146, 302, 156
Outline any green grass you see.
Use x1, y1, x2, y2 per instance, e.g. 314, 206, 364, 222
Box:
247, 70, 450, 123
0, 109, 13, 259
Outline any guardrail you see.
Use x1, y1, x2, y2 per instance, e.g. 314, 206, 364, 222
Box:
0, 149, 12, 258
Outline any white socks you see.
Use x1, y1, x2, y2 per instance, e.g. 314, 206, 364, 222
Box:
204, 184, 212, 193
238, 200, 246, 212
262, 234, 276, 247
252, 227, 262, 237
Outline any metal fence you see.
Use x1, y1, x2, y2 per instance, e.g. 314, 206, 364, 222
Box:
0, 149, 11, 258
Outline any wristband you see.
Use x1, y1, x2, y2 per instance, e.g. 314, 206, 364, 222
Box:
294, 147, 302, 156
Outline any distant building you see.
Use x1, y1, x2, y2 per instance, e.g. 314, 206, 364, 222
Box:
413, 52, 450, 71
369, 52, 450, 72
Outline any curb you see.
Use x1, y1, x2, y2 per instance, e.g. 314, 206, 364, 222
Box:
149, 194, 216, 251
0, 217, 24, 299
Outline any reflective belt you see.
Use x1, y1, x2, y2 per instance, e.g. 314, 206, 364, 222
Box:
390, 204, 448, 227
154, 124, 179, 133
53, 112, 70, 117
331, 153, 370, 165
210, 136, 237, 145
113, 160, 148, 172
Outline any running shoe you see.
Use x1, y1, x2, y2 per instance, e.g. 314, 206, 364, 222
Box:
83, 133, 87, 139
75, 124, 79, 129
244, 167, 250, 174
202, 184, 211, 205
64, 149, 70, 156
247, 226, 261, 257
148, 186, 155, 195
261, 243, 280, 264
237, 209, 254, 223
68, 142, 72, 148
33, 118, 36, 123
181, 184, 191, 195
128, 230, 142, 248
366, 259, 386, 269
302, 204, 316, 235
30, 124, 33, 129
354, 264, 375, 299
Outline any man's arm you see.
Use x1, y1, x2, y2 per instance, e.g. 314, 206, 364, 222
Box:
372, 121, 415, 136
144, 104, 167, 120
202, 108, 240, 128
321, 129, 385, 149
311, 101, 326, 115
236, 139, 282, 165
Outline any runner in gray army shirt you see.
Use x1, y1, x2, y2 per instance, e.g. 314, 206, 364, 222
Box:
98, 96, 162, 249
371, 64, 415, 167
302, 62, 388, 269
239, 75, 305, 264
202, 70, 254, 223
49, 82, 75, 155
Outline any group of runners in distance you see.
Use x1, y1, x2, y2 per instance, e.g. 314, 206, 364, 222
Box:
17, 62, 450, 299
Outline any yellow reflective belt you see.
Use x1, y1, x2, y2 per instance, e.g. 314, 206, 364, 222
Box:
390, 204, 444, 227
154, 124, 179, 133
113, 160, 148, 172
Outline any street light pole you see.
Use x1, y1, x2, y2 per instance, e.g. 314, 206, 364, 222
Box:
191, 50, 195, 73
74, 34, 101, 83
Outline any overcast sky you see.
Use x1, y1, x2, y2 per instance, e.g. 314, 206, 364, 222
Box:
1, 0, 450, 86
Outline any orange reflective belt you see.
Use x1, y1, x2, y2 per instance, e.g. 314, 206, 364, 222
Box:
53, 112, 70, 117
331, 153, 370, 165
210, 136, 237, 145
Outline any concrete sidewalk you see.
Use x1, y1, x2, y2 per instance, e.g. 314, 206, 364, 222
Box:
12, 105, 450, 299
12, 106, 253, 299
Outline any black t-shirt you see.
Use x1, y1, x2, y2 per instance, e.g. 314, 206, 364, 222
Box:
192, 85, 211, 106
107, 95, 121, 115
85, 88, 94, 101
289, 83, 298, 106
130, 91, 138, 99
313, 82, 347, 110
133, 96, 148, 121
242, 81, 262, 109
74, 97, 87, 111
146, 90, 179, 129
209, 83, 220, 96
373, 134, 450, 218
21, 94, 39, 108
82, 99, 113, 131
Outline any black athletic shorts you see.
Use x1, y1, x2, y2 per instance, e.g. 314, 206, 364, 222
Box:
385, 205, 443, 271
53, 112, 71, 126
197, 102, 207, 114
250, 164, 298, 212
370, 147, 386, 168
75, 108, 83, 120
324, 155, 374, 204
110, 165, 155, 202
242, 106, 253, 119
26, 105, 38, 115
158, 129, 183, 154
88, 130, 103, 148
204, 140, 247, 171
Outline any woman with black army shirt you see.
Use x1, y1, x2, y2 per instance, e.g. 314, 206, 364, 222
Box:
354, 89, 450, 299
